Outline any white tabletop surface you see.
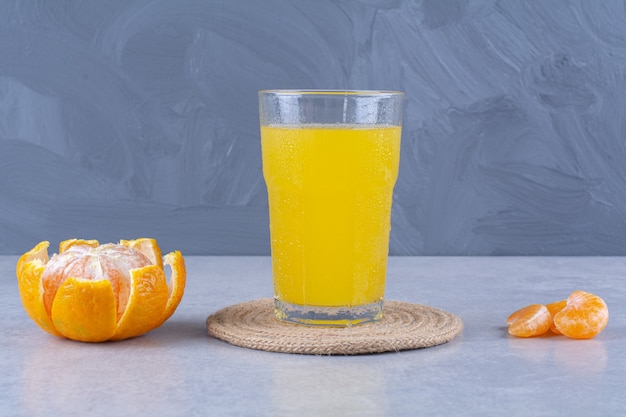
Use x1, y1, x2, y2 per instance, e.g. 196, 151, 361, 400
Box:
1, 255, 625, 417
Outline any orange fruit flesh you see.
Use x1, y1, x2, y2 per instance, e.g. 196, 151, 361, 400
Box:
506, 304, 552, 337
546, 300, 566, 335
553, 291, 609, 339
40, 244, 152, 320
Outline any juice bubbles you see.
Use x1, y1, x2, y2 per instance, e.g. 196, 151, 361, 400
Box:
261, 125, 401, 311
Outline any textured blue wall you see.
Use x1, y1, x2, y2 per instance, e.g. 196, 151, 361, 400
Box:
1, 0, 626, 255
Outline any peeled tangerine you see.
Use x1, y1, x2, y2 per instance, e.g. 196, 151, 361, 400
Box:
16, 239, 186, 342
553, 291, 609, 339
507, 291, 608, 339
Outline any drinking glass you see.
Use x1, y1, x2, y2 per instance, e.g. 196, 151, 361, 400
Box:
259, 90, 404, 326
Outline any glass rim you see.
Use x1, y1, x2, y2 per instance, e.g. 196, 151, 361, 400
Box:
259, 89, 404, 97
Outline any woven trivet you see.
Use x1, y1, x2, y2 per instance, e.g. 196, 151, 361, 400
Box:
206, 298, 463, 355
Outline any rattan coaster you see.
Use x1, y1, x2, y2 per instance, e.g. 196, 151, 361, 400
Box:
206, 298, 463, 355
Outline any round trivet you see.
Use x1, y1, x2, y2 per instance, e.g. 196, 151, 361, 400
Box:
206, 298, 463, 355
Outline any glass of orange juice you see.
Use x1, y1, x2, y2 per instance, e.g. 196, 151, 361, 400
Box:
259, 90, 404, 326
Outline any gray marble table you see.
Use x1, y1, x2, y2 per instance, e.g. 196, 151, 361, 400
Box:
1, 256, 624, 416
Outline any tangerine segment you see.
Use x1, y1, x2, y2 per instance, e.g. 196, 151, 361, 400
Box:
50, 277, 117, 342
120, 238, 163, 269
160, 251, 186, 324
15, 241, 61, 337
506, 304, 551, 337
553, 291, 609, 339
546, 300, 567, 335
112, 265, 169, 340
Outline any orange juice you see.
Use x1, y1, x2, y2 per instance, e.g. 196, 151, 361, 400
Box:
261, 124, 401, 308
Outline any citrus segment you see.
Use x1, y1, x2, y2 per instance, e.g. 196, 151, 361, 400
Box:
120, 238, 163, 269
59, 239, 99, 253
553, 291, 609, 339
50, 277, 117, 342
160, 251, 186, 324
112, 265, 169, 340
506, 304, 551, 337
15, 241, 61, 337
546, 300, 566, 335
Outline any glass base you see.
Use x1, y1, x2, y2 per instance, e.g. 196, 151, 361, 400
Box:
274, 298, 384, 327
